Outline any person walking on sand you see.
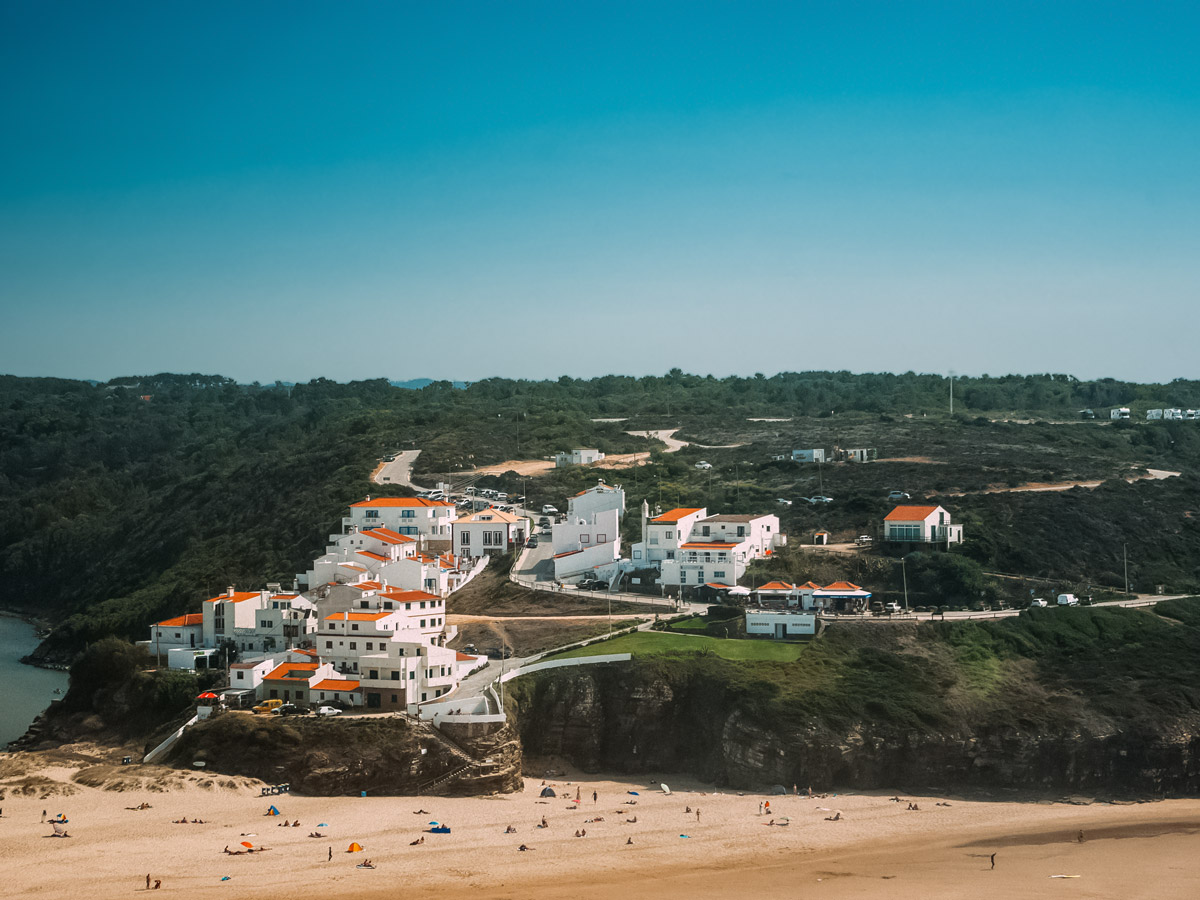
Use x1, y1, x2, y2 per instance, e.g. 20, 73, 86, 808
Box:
146, 874, 151, 890
593, 790, 598, 804
696, 807, 701, 822
328, 847, 332, 862
990, 853, 996, 870
1077, 830, 1085, 843
758, 801, 763, 816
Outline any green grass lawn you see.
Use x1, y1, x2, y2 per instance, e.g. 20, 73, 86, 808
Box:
667, 615, 710, 632
544, 630, 807, 662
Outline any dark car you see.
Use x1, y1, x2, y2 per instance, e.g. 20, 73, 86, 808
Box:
275, 703, 305, 717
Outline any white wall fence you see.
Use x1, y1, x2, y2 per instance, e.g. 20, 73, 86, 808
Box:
498, 653, 632, 685
142, 712, 200, 764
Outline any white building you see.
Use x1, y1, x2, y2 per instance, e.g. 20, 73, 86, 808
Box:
306, 526, 419, 587
147, 613, 204, 655
452, 508, 529, 558
630, 507, 707, 567
567, 481, 625, 521
555, 448, 605, 467
659, 512, 784, 588
344, 496, 455, 539
745, 608, 818, 639
553, 507, 621, 580
202, 587, 318, 655
791, 449, 826, 463
883, 505, 964, 545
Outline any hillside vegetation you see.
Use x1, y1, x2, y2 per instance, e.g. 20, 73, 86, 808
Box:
3, 371, 1200, 661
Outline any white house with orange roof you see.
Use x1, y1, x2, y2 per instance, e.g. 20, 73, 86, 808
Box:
201, 586, 318, 655
650, 510, 785, 589
147, 613, 204, 655
314, 609, 462, 711
630, 507, 707, 567
452, 507, 529, 559
883, 505, 963, 545
345, 496, 455, 539
305, 526, 420, 588
258, 659, 360, 707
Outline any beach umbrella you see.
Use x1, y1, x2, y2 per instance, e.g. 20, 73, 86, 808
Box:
197, 692, 219, 700
539, 787, 556, 798
240, 841, 253, 849
660, 783, 672, 795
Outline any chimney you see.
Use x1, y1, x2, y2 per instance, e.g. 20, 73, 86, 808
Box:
227, 586, 235, 598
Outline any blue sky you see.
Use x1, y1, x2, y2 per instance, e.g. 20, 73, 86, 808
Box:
2, 2, 1197, 383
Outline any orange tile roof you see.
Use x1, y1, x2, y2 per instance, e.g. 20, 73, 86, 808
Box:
349, 580, 383, 591
356, 550, 389, 562
380, 588, 440, 602
554, 549, 583, 558
362, 527, 414, 544
884, 505, 941, 522
455, 651, 477, 661
351, 497, 452, 508
822, 581, 864, 591
155, 613, 203, 627
799, 581, 823, 590
680, 542, 739, 549
206, 591, 260, 604
312, 679, 360, 692
264, 662, 318, 680
324, 611, 394, 621
651, 508, 703, 523
757, 582, 797, 591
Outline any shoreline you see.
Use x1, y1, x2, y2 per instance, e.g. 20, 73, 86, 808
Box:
2, 752, 1199, 899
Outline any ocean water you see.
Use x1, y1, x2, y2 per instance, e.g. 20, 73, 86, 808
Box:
0, 615, 69, 747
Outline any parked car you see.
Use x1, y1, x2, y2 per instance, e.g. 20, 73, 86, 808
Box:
252, 699, 283, 715
275, 703, 303, 717
1057, 593, 1080, 607
855, 535, 873, 546
1030, 598, 1048, 607
315, 706, 342, 717
485, 647, 513, 659
884, 602, 903, 614
578, 579, 608, 591
887, 490, 911, 501
526, 535, 539, 547
695, 461, 712, 470
776, 498, 792, 506
542, 505, 559, 515
807, 495, 834, 504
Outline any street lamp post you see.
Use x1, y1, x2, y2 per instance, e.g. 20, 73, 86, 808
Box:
901, 557, 909, 612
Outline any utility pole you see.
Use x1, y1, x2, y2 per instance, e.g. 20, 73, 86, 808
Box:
1124, 543, 1129, 595
901, 557, 909, 612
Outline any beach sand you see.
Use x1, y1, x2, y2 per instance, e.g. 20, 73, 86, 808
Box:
2, 750, 1198, 899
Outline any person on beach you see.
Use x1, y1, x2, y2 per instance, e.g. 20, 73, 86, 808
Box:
328, 847, 332, 861
146, 874, 151, 890
990, 853, 996, 870
593, 790, 598, 804
696, 808, 701, 822
518, 844, 532, 851
1077, 830, 1085, 843
626, 836, 634, 845
153, 880, 161, 890
758, 802, 763, 815
505, 825, 517, 833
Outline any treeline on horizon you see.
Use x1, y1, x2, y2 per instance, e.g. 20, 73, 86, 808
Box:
2, 369, 1199, 661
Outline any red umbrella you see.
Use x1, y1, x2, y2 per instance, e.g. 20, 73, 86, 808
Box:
197, 692, 219, 700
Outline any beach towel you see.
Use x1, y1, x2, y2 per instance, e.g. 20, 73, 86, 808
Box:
240, 841, 254, 849
430, 826, 450, 834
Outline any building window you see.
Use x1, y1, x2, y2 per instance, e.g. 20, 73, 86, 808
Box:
391, 671, 400, 681
420, 620, 426, 628
633, 550, 641, 559
420, 601, 426, 609
370, 670, 379, 679
236, 671, 244, 680
351, 623, 359, 631
365, 510, 379, 519
482, 531, 493, 546
714, 570, 725, 578
350, 642, 357, 650
494, 530, 504, 545
366, 642, 373, 650
402, 510, 415, 518
597, 534, 607, 543
737, 526, 745, 537
580, 534, 590, 545
391, 695, 398, 703
666, 551, 674, 560
701, 526, 710, 536
409, 671, 415, 679
461, 531, 470, 545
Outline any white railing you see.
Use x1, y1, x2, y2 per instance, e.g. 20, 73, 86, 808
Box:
142, 713, 199, 764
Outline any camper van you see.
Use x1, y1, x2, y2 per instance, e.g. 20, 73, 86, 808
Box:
1110, 408, 1131, 420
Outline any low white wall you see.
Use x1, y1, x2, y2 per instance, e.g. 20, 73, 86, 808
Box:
142, 713, 199, 764
499, 653, 632, 684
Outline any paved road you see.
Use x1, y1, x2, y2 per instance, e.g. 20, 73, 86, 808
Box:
373, 449, 423, 487
838, 593, 1192, 624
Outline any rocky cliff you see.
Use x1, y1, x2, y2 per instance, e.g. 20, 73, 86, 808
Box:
508, 660, 1200, 797
166, 713, 523, 796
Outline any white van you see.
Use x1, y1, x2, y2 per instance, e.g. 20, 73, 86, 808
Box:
1056, 593, 1080, 607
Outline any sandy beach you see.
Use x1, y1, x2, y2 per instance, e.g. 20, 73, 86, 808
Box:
1, 750, 1198, 899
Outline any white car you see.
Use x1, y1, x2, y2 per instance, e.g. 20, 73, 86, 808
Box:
315, 706, 342, 717
541, 505, 559, 515
695, 461, 713, 470
887, 490, 911, 501
1030, 598, 1048, 608
807, 495, 834, 504
776, 498, 792, 506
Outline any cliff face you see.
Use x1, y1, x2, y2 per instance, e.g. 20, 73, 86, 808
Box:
167, 713, 523, 796
509, 664, 1200, 797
